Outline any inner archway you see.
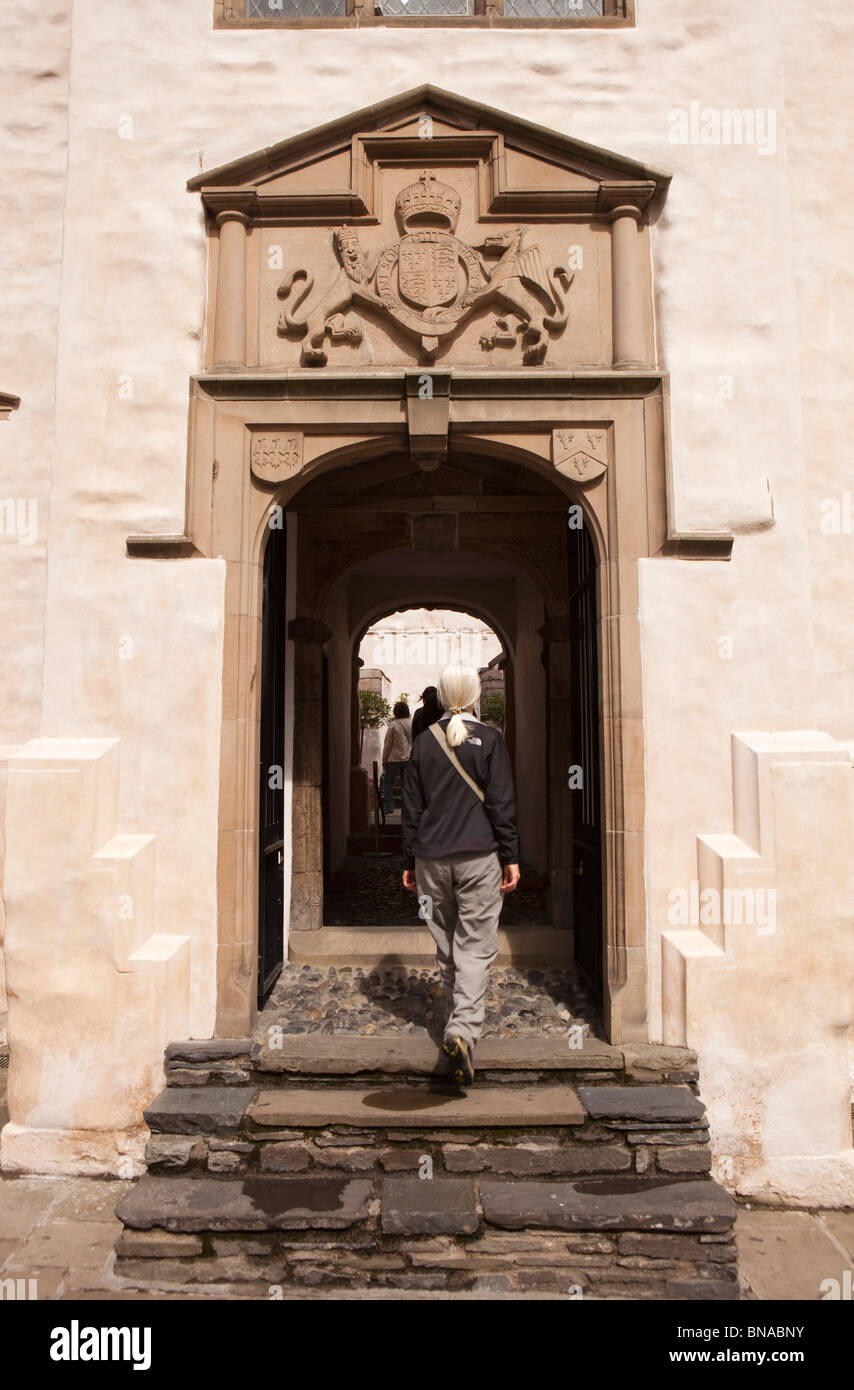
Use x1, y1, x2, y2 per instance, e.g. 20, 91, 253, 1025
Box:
323, 603, 552, 931
256, 444, 607, 1023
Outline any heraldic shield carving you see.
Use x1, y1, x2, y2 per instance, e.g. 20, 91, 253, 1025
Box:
277, 170, 574, 366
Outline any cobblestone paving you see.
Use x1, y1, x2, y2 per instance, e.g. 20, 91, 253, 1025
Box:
261, 963, 602, 1042
324, 853, 550, 926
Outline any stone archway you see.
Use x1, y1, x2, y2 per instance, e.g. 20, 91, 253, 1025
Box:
348, 598, 515, 833
199, 394, 658, 1047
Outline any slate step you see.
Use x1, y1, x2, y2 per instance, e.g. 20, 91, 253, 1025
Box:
145, 1087, 256, 1136
117, 1174, 374, 1232
142, 1079, 714, 1185
148, 1079, 706, 1134
163, 1036, 698, 1088
112, 1172, 739, 1299
248, 1084, 587, 1129
250, 1035, 624, 1077
478, 1176, 736, 1233
146, 1083, 592, 1134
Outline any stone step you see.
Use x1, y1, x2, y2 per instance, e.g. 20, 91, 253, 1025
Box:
288, 925, 575, 968
163, 1036, 698, 1088
248, 1083, 588, 1129
147, 1083, 592, 1134
251, 1035, 624, 1078
121, 1054, 731, 1298
147, 1081, 707, 1136
142, 1079, 713, 1185
111, 1171, 739, 1299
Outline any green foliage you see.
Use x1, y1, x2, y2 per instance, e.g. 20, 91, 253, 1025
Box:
480, 693, 505, 730
359, 689, 392, 756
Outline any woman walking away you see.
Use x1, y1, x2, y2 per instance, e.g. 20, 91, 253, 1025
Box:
401, 663, 520, 1086
411, 685, 443, 741
382, 700, 412, 815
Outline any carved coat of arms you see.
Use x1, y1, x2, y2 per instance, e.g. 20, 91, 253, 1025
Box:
250, 432, 303, 482
552, 428, 608, 483
277, 170, 574, 366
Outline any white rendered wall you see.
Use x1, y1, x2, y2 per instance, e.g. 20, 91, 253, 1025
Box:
0, 0, 851, 1072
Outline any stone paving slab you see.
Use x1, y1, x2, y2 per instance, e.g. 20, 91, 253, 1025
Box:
253, 1035, 622, 1075
115, 1175, 374, 1232
144, 1087, 257, 1135
480, 1177, 737, 1232
47, 1178, 130, 1223
821, 1209, 854, 1258
0, 1175, 65, 1239
577, 1085, 706, 1123
381, 1177, 479, 1235
248, 1084, 585, 1129
5, 1219, 120, 1272
736, 1208, 854, 1301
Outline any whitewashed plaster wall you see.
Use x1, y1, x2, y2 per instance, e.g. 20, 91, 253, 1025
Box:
0, 5, 72, 741
780, 7, 854, 741
0, 5, 73, 1019
0, 0, 851, 1053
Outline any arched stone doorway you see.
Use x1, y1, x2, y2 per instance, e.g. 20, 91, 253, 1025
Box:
249, 437, 628, 1032
191, 374, 661, 1047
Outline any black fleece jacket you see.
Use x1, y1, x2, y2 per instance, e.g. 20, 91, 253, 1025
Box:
401, 715, 520, 869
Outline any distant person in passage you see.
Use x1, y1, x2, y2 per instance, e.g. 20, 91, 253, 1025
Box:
381, 700, 412, 815
401, 663, 520, 1086
410, 685, 443, 741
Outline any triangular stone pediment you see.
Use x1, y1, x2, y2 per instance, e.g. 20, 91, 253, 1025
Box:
188, 84, 670, 220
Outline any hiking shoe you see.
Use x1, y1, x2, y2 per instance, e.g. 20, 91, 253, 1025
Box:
442, 1034, 475, 1087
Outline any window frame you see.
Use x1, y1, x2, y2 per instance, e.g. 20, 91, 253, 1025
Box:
215, 0, 634, 30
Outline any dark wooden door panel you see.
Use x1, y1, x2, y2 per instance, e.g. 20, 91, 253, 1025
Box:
257, 521, 287, 1006
569, 522, 603, 1002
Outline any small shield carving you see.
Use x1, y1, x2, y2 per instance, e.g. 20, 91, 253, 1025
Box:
251, 433, 303, 483
552, 428, 607, 483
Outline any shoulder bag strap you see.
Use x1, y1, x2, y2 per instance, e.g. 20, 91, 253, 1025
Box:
429, 722, 485, 803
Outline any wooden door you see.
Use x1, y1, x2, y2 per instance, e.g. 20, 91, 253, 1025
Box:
257, 521, 287, 1006
568, 521, 603, 1001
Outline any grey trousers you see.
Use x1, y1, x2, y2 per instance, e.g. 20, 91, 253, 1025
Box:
415, 850, 503, 1049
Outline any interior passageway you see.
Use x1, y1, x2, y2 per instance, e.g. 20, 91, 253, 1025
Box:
259, 447, 604, 1016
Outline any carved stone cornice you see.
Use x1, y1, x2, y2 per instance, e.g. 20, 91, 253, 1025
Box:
192, 369, 669, 402
596, 181, 658, 223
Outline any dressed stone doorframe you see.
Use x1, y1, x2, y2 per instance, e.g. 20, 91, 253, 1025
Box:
150, 366, 676, 1044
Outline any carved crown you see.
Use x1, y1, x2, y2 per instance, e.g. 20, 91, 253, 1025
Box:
396, 170, 461, 234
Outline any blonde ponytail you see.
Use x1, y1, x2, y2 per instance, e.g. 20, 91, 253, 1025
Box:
437, 664, 481, 748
